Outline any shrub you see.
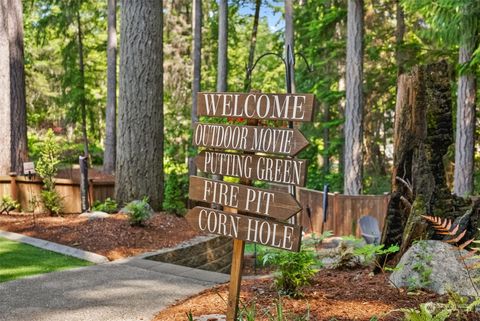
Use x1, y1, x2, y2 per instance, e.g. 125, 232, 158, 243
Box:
262, 246, 320, 298
92, 198, 118, 213
36, 129, 63, 215
124, 197, 153, 226
162, 171, 187, 215
0, 196, 20, 214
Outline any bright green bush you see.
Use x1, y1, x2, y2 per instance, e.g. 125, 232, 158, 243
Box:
125, 197, 153, 226
0, 196, 20, 214
163, 172, 187, 215
92, 198, 118, 213
262, 246, 320, 298
36, 129, 63, 215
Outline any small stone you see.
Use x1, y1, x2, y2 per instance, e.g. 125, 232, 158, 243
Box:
194, 314, 226, 321
79, 211, 110, 220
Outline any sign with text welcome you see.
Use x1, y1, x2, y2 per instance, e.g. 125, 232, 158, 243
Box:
193, 123, 309, 156
189, 176, 301, 221
194, 150, 307, 186
197, 92, 315, 122
186, 206, 302, 251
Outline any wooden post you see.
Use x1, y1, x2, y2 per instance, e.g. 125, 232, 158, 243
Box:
79, 156, 89, 212
9, 172, 18, 201
88, 179, 95, 206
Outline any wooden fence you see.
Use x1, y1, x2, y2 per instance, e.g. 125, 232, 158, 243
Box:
0, 174, 114, 214
269, 184, 390, 237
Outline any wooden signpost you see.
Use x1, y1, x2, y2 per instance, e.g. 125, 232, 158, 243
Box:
194, 150, 307, 186
187, 91, 314, 321
193, 123, 309, 155
189, 176, 302, 220
197, 92, 315, 122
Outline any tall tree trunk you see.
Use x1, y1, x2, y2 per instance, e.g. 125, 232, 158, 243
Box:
116, 0, 164, 210
217, 0, 227, 92
76, 8, 89, 158
453, 39, 476, 196
103, 0, 117, 174
284, 0, 295, 93
0, 0, 28, 175
395, 0, 405, 76
343, 0, 364, 195
244, 0, 261, 92
189, 0, 201, 178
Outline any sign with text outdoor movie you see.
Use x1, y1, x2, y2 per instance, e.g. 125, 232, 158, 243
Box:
187, 91, 315, 253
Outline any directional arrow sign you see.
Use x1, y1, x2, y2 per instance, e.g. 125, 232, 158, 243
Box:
193, 123, 309, 156
194, 150, 307, 186
186, 207, 302, 252
189, 176, 302, 221
197, 92, 315, 122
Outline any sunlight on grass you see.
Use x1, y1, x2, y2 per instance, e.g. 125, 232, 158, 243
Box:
0, 237, 92, 282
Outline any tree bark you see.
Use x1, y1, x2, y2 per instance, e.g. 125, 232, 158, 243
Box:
116, 0, 164, 210
453, 40, 476, 196
244, 0, 261, 92
189, 0, 201, 179
343, 0, 364, 195
380, 62, 477, 259
217, 0, 227, 92
76, 7, 89, 158
0, 0, 28, 175
103, 0, 117, 174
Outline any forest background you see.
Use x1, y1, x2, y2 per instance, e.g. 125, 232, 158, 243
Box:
6, 0, 480, 212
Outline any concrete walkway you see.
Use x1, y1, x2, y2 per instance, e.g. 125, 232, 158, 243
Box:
0, 256, 229, 321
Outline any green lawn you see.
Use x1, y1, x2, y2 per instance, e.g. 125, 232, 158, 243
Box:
0, 237, 92, 282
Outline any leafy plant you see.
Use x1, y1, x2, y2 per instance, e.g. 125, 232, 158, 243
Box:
264, 296, 311, 321
354, 243, 400, 272
400, 302, 452, 321
238, 300, 257, 321
262, 247, 320, 298
162, 171, 187, 216
0, 196, 20, 214
185, 311, 194, 321
36, 129, 63, 215
92, 198, 118, 213
124, 197, 153, 226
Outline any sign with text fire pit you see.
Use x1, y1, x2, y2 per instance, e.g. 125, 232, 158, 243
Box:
187, 91, 314, 321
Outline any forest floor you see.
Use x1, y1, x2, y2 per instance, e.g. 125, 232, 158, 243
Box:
153, 268, 453, 321
0, 213, 200, 260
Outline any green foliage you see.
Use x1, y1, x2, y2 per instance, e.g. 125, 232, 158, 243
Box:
0, 196, 20, 214
185, 311, 194, 321
125, 197, 153, 226
40, 190, 63, 216
354, 243, 400, 272
163, 172, 188, 216
400, 302, 452, 321
35, 129, 63, 215
36, 129, 61, 191
262, 247, 320, 298
92, 198, 118, 214
238, 300, 257, 321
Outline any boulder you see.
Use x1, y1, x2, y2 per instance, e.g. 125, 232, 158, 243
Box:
79, 211, 110, 220
389, 240, 479, 296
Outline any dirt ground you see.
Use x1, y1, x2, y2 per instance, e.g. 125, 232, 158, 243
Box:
153, 268, 458, 321
0, 213, 200, 260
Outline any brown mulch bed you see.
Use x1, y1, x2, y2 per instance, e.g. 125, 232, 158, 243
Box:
154, 268, 453, 321
0, 213, 201, 260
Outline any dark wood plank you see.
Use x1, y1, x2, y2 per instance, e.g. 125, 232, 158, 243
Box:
194, 150, 307, 186
186, 206, 302, 252
197, 92, 315, 122
193, 123, 309, 156
189, 176, 301, 221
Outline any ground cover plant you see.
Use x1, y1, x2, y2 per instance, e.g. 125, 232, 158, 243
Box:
0, 237, 91, 282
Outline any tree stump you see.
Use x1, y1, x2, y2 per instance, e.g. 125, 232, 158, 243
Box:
381, 61, 479, 260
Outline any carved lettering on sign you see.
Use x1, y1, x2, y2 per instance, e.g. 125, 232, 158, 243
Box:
194, 151, 307, 186
193, 123, 309, 156
186, 207, 302, 252
197, 92, 315, 122
189, 176, 301, 220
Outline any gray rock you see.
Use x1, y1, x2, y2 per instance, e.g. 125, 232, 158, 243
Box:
79, 211, 110, 220
390, 240, 479, 296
